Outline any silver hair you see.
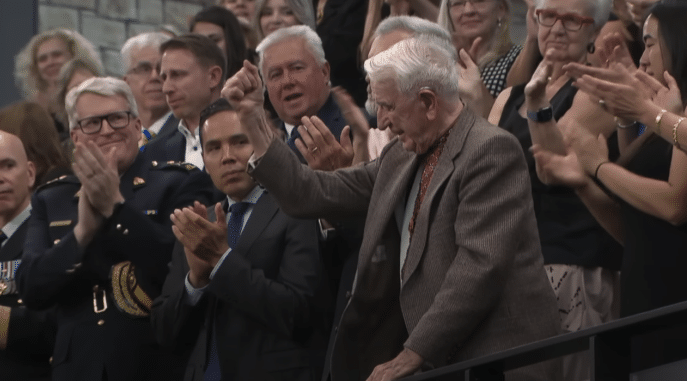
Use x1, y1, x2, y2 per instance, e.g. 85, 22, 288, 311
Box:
364, 35, 461, 104
256, 25, 326, 76
65, 77, 139, 131
373, 15, 452, 42
253, 0, 317, 41
14, 28, 103, 100
533, 0, 612, 28
120, 32, 171, 73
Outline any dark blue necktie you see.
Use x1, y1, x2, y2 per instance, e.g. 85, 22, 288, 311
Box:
227, 202, 250, 249
204, 202, 250, 381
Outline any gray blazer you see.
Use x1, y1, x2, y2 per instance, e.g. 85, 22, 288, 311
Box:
251, 108, 562, 381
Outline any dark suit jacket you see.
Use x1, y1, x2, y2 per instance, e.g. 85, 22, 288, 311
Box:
142, 114, 186, 163
151, 192, 323, 381
0, 218, 55, 381
251, 108, 562, 381
284, 95, 348, 164
16, 153, 214, 381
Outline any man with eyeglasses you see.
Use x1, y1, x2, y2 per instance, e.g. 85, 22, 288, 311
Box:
16, 77, 214, 381
121, 32, 176, 143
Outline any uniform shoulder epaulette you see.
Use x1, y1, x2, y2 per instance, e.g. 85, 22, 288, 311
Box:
149, 160, 198, 172
35, 175, 79, 192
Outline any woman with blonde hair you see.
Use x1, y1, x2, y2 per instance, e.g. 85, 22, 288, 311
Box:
14, 29, 103, 114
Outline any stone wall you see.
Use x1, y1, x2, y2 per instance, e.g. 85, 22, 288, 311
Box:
38, 0, 529, 77
38, 0, 216, 76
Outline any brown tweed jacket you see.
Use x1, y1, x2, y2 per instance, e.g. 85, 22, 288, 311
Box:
250, 108, 561, 381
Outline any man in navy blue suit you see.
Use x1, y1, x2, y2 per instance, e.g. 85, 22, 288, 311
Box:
152, 98, 323, 380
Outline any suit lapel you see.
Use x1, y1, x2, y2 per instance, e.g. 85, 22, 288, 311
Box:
234, 193, 278, 257
0, 220, 28, 261
402, 108, 476, 283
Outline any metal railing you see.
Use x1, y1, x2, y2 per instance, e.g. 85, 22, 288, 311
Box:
402, 301, 687, 381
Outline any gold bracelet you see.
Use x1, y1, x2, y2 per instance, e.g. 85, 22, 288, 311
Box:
656, 109, 668, 135
674, 117, 685, 148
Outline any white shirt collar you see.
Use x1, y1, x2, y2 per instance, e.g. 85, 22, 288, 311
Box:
1, 205, 31, 240
147, 111, 173, 135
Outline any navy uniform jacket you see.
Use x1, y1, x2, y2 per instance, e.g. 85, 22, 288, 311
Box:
0, 218, 55, 381
16, 153, 214, 381
152, 192, 323, 381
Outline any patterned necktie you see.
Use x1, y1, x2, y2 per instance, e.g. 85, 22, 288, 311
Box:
227, 202, 250, 249
407, 128, 452, 238
204, 202, 251, 381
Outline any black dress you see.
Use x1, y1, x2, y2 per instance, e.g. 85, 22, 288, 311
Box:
620, 136, 687, 316
498, 81, 623, 270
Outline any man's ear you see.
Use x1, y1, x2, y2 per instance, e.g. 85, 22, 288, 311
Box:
26, 161, 36, 189
208, 65, 224, 89
419, 89, 438, 121
322, 61, 331, 84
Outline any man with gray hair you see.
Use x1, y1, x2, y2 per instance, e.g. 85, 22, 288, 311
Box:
16, 77, 213, 381
121, 32, 175, 140
223, 34, 561, 380
256, 25, 362, 168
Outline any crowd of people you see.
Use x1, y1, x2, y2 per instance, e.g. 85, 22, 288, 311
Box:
1, 0, 686, 380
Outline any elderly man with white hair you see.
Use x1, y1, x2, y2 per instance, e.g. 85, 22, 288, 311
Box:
16, 77, 213, 381
121, 32, 175, 140
223, 32, 562, 380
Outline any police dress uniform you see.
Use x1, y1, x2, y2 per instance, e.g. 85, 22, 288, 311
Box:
16, 153, 214, 381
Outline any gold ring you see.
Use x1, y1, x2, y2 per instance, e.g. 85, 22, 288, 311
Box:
598, 99, 606, 106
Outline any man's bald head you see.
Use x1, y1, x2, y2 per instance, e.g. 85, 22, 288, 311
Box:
0, 131, 36, 227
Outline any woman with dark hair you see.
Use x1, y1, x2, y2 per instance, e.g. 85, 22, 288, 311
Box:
0, 102, 70, 186
190, 6, 249, 79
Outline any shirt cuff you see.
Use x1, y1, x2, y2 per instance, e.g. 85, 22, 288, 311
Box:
184, 274, 208, 306
209, 248, 232, 279
247, 153, 263, 170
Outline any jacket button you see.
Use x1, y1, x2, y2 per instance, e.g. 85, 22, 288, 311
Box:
53, 239, 61, 245
97, 319, 105, 326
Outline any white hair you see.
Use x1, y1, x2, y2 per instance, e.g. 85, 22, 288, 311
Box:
120, 32, 171, 73
256, 25, 326, 76
374, 15, 452, 42
65, 77, 139, 130
364, 35, 460, 103
533, 0, 612, 28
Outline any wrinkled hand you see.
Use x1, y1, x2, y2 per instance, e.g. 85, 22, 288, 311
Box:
597, 32, 635, 70
568, 127, 609, 176
296, 115, 354, 171
366, 348, 423, 381
221, 60, 264, 114
72, 140, 124, 217
524, 58, 553, 107
531, 144, 588, 188
626, 0, 659, 27
457, 38, 493, 117
171, 201, 228, 269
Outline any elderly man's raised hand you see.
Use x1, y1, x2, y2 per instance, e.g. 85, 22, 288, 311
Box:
221, 60, 264, 114
222, 60, 275, 157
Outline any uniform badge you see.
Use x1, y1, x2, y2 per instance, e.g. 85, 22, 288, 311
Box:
50, 220, 73, 227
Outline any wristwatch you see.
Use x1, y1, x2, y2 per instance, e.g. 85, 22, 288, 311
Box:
526, 106, 553, 122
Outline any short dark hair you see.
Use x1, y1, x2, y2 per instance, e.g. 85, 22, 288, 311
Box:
190, 6, 247, 79
648, 0, 687, 105
198, 98, 235, 148
160, 34, 227, 83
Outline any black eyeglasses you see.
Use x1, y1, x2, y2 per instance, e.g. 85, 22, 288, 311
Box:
76, 111, 132, 134
535, 9, 594, 31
